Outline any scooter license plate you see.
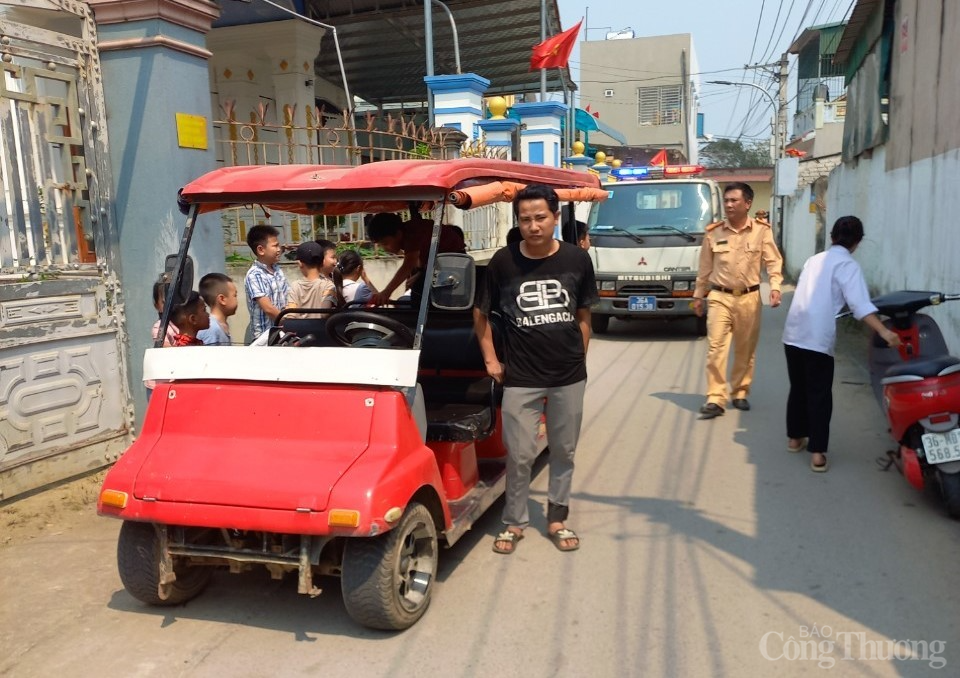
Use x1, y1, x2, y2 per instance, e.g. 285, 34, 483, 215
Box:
629, 295, 657, 312
921, 428, 960, 464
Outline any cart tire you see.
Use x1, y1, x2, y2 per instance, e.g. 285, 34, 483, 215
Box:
341, 503, 438, 630
117, 521, 211, 606
591, 314, 610, 335
695, 314, 708, 337
938, 470, 960, 519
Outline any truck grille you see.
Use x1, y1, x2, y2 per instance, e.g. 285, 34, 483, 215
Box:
619, 284, 671, 296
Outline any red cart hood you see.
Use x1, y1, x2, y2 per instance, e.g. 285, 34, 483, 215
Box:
133, 382, 376, 512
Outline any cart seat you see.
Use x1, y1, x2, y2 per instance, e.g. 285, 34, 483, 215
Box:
882, 355, 960, 382
419, 374, 500, 442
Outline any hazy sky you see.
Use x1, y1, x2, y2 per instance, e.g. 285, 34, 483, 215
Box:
557, 0, 854, 142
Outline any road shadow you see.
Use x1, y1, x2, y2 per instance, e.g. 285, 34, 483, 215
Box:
572, 290, 960, 675
649, 390, 704, 415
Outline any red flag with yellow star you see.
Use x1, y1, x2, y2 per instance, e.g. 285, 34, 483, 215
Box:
530, 20, 582, 70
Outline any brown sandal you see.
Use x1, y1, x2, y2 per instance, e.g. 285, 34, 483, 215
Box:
548, 527, 580, 552
492, 529, 524, 554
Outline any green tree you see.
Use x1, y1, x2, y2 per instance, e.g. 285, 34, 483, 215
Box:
699, 138, 773, 168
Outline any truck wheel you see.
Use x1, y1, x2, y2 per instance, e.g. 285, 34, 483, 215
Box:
695, 314, 708, 337
117, 521, 211, 606
937, 470, 960, 519
591, 314, 610, 335
341, 503, 438, 630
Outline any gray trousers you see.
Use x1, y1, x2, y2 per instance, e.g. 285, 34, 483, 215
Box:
501, 380, 586, 528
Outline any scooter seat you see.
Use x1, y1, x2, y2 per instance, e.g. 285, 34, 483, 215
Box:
882, 355, 960, 382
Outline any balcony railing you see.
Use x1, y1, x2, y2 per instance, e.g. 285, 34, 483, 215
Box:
792, 99, 847, 139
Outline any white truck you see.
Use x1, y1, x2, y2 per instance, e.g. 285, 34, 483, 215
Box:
586, 165, 723, 335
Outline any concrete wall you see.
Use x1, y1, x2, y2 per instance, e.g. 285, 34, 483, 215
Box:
780, 154, 841, 278
97, 21, 223, 426
781, 193, 819, 279
887, 0, 960, 170
826, 145, 960, 351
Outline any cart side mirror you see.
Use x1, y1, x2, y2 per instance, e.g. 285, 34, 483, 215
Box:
163, 254, 195, 305
430, 253, 475, 311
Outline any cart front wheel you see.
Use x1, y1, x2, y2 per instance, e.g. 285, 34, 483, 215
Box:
341, 503, 438, 630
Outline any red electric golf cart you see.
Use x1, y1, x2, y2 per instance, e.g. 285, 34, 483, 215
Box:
97, 158, 607, 630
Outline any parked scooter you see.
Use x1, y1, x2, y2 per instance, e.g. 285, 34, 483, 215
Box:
865, 291, 960, 517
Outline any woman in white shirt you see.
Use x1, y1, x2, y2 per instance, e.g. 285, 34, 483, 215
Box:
337, 249, 377, 305
782, 216, 899, 472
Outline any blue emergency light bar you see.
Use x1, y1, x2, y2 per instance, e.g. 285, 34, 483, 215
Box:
611, 164, 705, 180
613, 167, 651, 178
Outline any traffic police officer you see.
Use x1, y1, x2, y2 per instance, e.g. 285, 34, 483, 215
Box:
693, 182, 783, 419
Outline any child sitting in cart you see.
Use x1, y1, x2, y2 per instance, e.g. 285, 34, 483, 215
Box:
170, 291, 210, 347
286, 240, 337, 314
337, 249, 377, 305
243, 224, 290, 344
150, 276, 178, 347
197, 272, 238, 345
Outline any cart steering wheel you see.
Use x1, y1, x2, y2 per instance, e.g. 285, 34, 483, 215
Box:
325, 310, 415, 348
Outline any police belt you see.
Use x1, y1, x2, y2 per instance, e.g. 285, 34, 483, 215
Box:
711, 284, 760, 296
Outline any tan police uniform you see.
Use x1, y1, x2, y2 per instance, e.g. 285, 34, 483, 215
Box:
694, 217, 783, 408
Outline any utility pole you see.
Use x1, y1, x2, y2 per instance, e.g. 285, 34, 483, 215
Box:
540, 0, 547, 100
775, 52, 789, 248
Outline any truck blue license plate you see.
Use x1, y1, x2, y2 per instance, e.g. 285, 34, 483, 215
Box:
628, 295, 657, 311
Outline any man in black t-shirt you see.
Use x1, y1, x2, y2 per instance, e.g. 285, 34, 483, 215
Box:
475, 184, 597, 555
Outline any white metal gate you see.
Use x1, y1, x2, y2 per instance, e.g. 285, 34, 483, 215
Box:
0, 0, 130, 500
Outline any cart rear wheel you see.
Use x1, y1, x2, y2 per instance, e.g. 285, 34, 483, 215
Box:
341, 503, 438, 630
117, 521, 211, 605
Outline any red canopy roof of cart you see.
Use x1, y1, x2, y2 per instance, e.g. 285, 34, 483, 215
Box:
179, 159, 603, 213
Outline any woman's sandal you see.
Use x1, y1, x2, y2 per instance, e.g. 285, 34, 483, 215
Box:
787, 437, 808, 453
548, 527, 580, 552
492, 529, 524, 554
810, 456, 829, 473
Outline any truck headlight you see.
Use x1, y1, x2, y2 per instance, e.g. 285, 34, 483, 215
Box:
600, 281, 616, 291
673, 281, 690, 291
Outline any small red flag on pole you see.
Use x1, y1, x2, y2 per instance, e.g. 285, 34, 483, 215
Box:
530, 20, 582, 70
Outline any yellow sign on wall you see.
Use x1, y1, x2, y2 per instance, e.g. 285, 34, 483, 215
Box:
175, 113, 208, 150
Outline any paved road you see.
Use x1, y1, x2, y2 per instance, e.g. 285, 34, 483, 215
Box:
3, 296, 959, 677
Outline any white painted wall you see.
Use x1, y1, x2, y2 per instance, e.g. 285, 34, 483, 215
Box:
827, 146, 960, 351
782, 193, 818, 279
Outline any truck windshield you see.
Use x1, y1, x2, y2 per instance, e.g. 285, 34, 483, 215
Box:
589, 181, 713, 235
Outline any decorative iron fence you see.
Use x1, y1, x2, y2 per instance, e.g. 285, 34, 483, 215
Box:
215, 101, 507, 255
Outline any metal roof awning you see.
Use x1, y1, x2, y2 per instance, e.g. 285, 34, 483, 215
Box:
293, 0, 572, 105
834, 0, 883, 65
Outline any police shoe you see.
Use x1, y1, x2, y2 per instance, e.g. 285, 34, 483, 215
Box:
698, 403, 725, 420
732, 398, 751, 411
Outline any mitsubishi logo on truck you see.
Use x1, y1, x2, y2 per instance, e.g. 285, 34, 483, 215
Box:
637, 257, 648, 266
